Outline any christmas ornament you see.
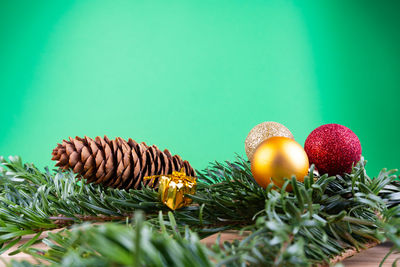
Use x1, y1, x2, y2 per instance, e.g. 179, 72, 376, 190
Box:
304, 124, 362, 176
51, 136, 195, 190
251, 136, 309, 190
145, 168, 196, 210
245, 121, 294, 161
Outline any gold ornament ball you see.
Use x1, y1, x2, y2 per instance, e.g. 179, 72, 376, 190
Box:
245, 121, 294, 161
251, 136, 309, 190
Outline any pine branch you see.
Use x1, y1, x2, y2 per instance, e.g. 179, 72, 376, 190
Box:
8, 211, 215, 267
6, 208, 400, 267
0, 155, 399, 266
379, 180, 400, 208
0, 156, 164, 246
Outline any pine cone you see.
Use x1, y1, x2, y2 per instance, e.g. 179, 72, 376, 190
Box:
51, 136, 196, 190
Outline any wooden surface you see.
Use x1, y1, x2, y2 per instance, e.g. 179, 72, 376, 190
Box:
202, 231, 399, 266
0, 230, 398, 266
341, 242, 398, 267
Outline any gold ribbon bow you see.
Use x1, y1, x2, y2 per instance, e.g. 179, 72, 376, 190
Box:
145, 168, 196, 210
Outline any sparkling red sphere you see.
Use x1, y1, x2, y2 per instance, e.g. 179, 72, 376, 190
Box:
304, 124, 362, 176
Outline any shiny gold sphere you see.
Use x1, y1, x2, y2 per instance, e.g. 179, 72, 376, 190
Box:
245, 121, 294, 161
251, 136, 309, 190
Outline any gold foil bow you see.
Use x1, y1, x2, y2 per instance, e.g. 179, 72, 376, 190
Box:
145, 168, 196, 210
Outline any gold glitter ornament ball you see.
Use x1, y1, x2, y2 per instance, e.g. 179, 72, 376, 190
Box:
245, 121, 294, 161
251, 136, 309, 190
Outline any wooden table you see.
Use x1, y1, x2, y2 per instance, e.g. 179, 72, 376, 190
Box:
341, 242, 398, 267
202, 231, 398, 266
1, 231, 398, 266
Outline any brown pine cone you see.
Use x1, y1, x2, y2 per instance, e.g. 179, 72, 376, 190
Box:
51, 136, 196, 190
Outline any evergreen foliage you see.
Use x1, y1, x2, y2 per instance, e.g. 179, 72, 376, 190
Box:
0, 155, 399, 266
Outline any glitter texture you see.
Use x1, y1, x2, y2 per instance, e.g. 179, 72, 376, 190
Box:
304, 124, 362, 176
245, 121, 294, 161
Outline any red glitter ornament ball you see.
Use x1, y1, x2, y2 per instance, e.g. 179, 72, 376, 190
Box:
304, 124, 362, 176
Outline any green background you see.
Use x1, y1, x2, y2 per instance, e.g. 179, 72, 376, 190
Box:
1, 1, 399, 176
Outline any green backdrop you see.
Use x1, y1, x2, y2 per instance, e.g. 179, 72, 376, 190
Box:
1, 1, 399, 176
